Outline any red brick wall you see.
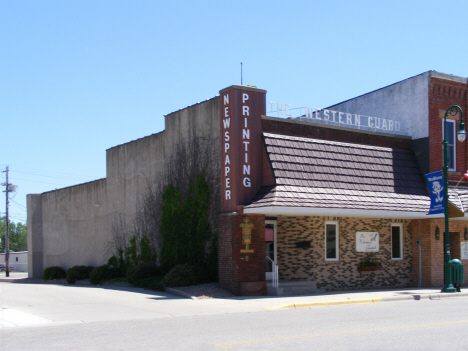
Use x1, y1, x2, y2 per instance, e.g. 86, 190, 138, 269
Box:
219, 86, 266, 213
218, 213, 266, 295
428, 77, 468, 182
411, 219, 468, 288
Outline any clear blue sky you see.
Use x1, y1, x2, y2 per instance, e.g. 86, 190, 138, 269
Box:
2, 0, 468, 223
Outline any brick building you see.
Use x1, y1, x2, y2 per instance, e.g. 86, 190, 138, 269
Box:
218, 71, 468, 295
28, 71, 468, 296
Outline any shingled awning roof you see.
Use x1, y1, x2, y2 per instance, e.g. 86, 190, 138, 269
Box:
449, 189, 468, 215
244, 132, 438, 218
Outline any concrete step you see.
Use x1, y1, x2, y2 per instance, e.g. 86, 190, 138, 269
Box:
266, 280, 325, 296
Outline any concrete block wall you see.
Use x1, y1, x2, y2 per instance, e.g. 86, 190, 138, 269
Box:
276, 216, 412, 291
27, 194, 43, 279
106, 97, 220, 217
39, 179, 111, 269
28, 97, 221, 276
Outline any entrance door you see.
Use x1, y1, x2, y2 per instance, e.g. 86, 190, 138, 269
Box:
265, 220, 277, 281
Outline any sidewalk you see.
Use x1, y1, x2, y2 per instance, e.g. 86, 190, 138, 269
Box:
0, 272, 28, 282
260, 287, 468, 310
2, 272, 467, 311
2, 277, 468, 329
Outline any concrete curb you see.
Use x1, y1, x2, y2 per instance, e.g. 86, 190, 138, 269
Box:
165, 287, 198, 300
0, 278, 35, 283
0, 277, 132, 288
265, 292, 468, 310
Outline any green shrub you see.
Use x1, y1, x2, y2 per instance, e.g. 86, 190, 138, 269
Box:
131, 275, 165, 291
161, 264, 204, 288
107, 255, 119, 267
139, 235, 157, 264
126, 263, 160, 284
89, 265, 122, 285
66, 265, 94, 284
148, 278, 165, 291
159, 176, 214, 274
42, 266, 67, 281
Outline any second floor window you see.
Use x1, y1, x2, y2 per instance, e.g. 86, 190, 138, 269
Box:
443, 119, 456, 171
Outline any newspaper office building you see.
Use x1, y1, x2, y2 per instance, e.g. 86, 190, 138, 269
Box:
28, 71, 468, 295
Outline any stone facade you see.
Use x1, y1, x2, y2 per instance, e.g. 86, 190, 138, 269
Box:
275, 216, 412, 291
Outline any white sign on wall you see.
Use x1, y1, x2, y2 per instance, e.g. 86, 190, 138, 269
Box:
356, 231, 379, 252
461, 242, 468, 260
267, 101, 412, 137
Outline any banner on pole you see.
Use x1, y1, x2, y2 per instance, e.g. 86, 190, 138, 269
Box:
425, 171, 444, 215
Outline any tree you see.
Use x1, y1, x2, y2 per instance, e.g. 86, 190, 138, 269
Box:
0, 216, 27, 252
159, 175, 216, 278
108, 135, 220, 279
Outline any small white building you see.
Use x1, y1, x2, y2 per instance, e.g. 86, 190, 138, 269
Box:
0, 251, 28, 272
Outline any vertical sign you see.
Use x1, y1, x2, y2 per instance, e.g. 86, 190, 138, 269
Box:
219, 85, 266, 212
425, 171, 444, 215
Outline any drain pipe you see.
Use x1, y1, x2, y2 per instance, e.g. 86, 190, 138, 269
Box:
418, 220, 422, 288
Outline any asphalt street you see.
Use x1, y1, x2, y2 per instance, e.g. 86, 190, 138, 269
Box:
2, 279, 468, 350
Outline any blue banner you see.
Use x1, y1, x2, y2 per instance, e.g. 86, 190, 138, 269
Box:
425, 171, 444, 215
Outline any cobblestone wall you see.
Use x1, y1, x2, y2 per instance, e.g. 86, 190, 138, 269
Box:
276, 216, 412, 291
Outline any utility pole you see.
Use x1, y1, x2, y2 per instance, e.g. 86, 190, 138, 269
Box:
2, 166, 11, 277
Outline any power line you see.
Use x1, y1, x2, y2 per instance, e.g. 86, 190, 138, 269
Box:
0, 165, 99, 190
8, 215, 26, 223
9, 177, 84, 186
11, 170, 94, 181
1, 164, 96, 179
10, 199, 26, 211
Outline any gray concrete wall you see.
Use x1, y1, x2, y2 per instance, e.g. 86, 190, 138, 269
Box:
27, 194, 43, 278
105, 97, 220, 218
40, 179, 110, 269
27, 97, 220, 276
328, 72, 430, 140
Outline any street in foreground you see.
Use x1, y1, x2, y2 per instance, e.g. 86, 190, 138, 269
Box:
1, 282, 468, 350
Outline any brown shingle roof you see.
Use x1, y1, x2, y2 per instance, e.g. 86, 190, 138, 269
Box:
449, 189, 468, 213
245, 133, 431, 213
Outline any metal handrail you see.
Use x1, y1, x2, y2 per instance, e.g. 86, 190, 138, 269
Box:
266, 256, 279, 288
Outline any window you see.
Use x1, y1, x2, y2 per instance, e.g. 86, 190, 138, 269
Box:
325, 221, 339, 261
391, 224, 403, 260
443, 119, 456, 171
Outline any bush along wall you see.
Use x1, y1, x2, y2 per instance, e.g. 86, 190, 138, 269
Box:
86, 235, 160, 287
159, 175, 218, 283
42, 266, 67, 281
66, 265, 94, 284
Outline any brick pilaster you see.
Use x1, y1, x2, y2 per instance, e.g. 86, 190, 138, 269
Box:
218, 213, 266, 295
